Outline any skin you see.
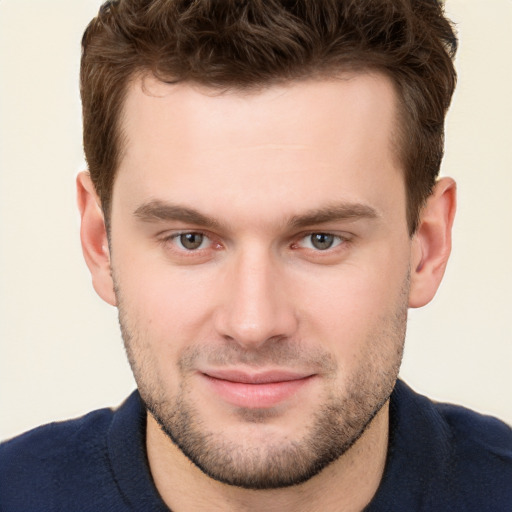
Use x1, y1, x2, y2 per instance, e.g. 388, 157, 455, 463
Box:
78, 72, 456, 512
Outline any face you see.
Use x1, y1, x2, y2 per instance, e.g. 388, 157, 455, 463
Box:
109, 73, 412, 489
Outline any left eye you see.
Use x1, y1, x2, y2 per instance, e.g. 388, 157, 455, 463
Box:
174, 232, 210, 250
299, 233, 343, 251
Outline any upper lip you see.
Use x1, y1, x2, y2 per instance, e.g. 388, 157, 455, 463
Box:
201, 369, 314, 384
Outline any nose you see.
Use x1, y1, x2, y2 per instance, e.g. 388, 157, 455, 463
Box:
213, 246, 298, 349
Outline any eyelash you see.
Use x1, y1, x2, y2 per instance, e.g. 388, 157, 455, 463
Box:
293, 232, 347, 251
160, 231, 220, 253
159, 230, 350, 255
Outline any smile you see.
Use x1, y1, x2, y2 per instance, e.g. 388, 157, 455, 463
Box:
200, 370, 316, 409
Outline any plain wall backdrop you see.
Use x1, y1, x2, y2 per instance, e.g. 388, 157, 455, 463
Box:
0, 0, 511, 441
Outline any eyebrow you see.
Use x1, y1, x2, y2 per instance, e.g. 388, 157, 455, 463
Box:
134, 201, 222, 229
288, 203, 379, 229
133, 200, 379, 230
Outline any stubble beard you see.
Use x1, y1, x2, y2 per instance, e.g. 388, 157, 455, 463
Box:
116, 277, 408, 490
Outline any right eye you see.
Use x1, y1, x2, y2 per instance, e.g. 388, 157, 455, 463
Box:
172, 232, 211, 251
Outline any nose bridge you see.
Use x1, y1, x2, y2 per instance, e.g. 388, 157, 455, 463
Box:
215, 243, 297, 347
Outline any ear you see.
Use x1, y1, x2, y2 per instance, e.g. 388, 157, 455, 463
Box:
409, 177, 457, 308
76, 171, 116, 306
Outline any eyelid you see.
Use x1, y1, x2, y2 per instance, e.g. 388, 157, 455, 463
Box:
295, 231, 348, 245
177, 232, 209, 250
159, 230, 218, 251
158, 228, 209, 240
156, 228, 352, 259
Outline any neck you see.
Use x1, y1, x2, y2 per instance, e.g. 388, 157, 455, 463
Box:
146, 402, 389, 512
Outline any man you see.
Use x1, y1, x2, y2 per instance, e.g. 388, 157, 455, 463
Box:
1, 0, 510, 510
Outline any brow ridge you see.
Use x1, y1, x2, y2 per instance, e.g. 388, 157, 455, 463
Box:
133, 200, 222, 229
288, 203, 379, 229
133, 199, 379, 230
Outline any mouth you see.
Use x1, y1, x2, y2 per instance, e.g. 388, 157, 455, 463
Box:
199, 369, 316, 409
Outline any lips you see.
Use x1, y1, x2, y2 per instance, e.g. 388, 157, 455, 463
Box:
199, 369, 315, 409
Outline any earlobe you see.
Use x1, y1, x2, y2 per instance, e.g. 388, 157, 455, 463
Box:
76, 171, 117, 306
409, 177, 457, 308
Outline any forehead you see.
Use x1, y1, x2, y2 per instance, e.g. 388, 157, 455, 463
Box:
114, 73, 404, 227
122, 71, 399, 152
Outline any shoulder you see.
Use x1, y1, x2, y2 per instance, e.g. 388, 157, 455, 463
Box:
389, 381, 512, 511
437, 398, 512, 443
394, 380, 512, 455
0, 406, 117, 511
1, 406, 115, 459
435, 399, 512, 476
0, 392, 168, 512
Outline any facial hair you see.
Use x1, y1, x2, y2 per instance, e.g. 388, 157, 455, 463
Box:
116, 274, 408, 490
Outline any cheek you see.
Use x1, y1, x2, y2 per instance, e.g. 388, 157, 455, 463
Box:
114, 254, 218, 346
114, 263, 219, 397
294, 247, 409, 351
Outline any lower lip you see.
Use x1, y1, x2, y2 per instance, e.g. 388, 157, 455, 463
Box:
201, 374, 314, 409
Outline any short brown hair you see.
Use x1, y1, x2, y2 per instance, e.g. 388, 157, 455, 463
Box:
81, 0, 457, 233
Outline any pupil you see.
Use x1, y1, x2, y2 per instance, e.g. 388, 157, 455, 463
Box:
180, 233, 203, 250
312, 233, 334, 250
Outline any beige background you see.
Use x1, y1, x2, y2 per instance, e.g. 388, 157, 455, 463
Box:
1, 0, 511, 441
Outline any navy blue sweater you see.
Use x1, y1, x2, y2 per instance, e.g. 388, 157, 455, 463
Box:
1, 381, 511, 511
